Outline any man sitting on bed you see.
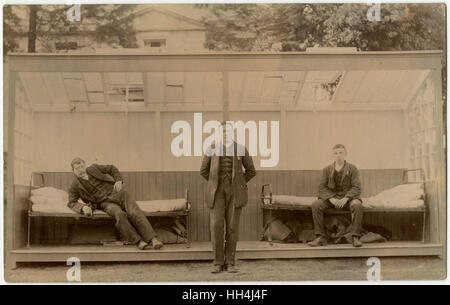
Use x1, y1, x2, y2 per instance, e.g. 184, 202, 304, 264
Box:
67, 158, 163, 250
308, 144, 364, 248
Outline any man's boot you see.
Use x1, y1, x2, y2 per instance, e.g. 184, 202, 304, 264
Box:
307, 236, 327, 247
352, 236, 362, 247
227, 264, 238, 273
137, 240, 149, 250
151, 237, 163, 250
211, 264, 223, 274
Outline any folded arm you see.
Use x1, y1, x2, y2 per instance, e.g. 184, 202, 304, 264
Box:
318, 167, 336, 201
67, 183, 87, 214
92, 164, 123, 182
345, 167, 362, 199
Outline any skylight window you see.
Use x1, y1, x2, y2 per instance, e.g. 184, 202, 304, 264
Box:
106, 73, 144, 103
299, 71, 344, 103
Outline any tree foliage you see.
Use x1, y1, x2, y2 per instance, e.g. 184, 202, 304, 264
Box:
3, 4, 138, 54
3, 5, 21, 54
199, 4, 279, 51
199, 3, 446, 107
200, 3, 445, 52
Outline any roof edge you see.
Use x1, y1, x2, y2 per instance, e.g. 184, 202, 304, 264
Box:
7, 50, 444, 57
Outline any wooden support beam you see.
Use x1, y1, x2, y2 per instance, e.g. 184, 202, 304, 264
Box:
31, 102, 406, 113
102, 73, 109, 105
431, 68, 446, 248
349, 70, 368, 102
39, 72, 53, 105
8, 51, 443, 73
6, 71, 16, 269
404, 70, 432, 109
293, 71, 308, 105
17, 73, 34, 110
280, 107, 287, 170
80, 73, 90, 104
32, 103, 223, 113
222, 71, 229, 121
61, 73, 76, 111
238, 72, 247, 104
154, 111, 162, 171
142, 72, 149, 106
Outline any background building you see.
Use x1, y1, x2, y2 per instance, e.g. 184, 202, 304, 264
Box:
5, 4, 208, 54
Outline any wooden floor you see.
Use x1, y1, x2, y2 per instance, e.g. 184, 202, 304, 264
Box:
11, 241, 444, 264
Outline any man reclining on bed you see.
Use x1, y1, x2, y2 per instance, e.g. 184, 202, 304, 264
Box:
67, 157, 163, 250
308, 144, 364, 248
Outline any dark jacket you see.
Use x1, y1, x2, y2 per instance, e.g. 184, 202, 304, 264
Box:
318, 161, 361, 201
200, 142, 256, 209
67, 164, 123, 214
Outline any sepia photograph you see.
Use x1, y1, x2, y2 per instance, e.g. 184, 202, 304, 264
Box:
1, 1, 447, 285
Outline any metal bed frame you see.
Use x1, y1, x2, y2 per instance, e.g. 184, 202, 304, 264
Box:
260, 169, 427, 244
26, 172, 191, 248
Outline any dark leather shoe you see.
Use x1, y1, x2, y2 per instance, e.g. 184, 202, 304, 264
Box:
211, 265, 222, 273
307, 236, 327, 247
151, 238, 163, 250
227, 265, 238, 273
352, 236, 362, 247
137, 240, 148, 250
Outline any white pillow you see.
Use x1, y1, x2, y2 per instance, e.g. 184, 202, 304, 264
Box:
31, 187, 69, 201
30, 187, 83, 213
30, 195, 66, 206
373, 183, 424, 202
363, 183, 425, 209
364, 197, 424, 209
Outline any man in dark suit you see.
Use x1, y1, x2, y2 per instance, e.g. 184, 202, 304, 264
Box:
68, 158, 163, 250
308, 144, 364, 248
200, 122, 256, 273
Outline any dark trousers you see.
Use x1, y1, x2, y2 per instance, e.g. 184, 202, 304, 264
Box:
100, 189, 157, 244
311, 198, 364, 238
210, 178, 242, 266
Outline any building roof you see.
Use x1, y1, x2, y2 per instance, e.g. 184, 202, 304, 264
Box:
9, 50, 442, 111
132, 5, 206, 28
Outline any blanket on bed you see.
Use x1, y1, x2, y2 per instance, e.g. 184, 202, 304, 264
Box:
30, 187, 188, 214
264, 183, 424, 209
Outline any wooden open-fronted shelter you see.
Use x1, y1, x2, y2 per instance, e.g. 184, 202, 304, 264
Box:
5, 50, 446, 268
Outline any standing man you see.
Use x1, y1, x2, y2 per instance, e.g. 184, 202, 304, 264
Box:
200, 122, 256, 273
68, 158, 163, 250
308, 144, 364, 248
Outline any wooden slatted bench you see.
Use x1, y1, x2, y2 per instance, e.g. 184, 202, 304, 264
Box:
27, 173, 191, 248
260, 169, 427, 244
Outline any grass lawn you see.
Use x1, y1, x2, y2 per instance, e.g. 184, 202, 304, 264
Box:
4, 256, 446, 283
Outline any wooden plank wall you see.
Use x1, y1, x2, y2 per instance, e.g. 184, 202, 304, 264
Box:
12, 185, 30, 249
424, 180, 439, 243
29, 169, 410, 244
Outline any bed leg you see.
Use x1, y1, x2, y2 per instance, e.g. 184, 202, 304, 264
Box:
268, 209, 273, 246
27, 214, 31, 248
10, 260, 18, 270
186, 214, 190, 248
422, 208, 426, 243
260, 210, 265, 241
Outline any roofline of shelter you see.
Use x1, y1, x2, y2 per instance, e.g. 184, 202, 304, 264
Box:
8, 50, 444, 57
7, 50, 444, 73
